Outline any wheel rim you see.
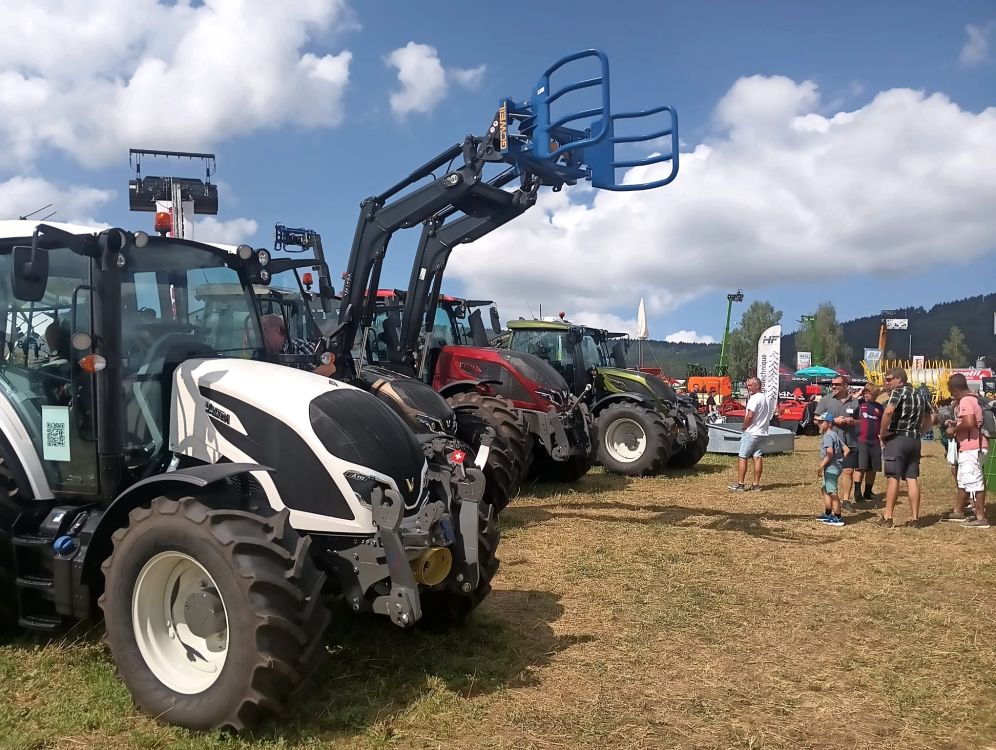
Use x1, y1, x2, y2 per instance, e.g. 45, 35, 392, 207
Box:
132, 551, 229, 695
604, 418, 647, 463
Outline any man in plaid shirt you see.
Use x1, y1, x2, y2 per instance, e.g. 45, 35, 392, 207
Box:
878, 367, 934, 527
260, 314, 336, 377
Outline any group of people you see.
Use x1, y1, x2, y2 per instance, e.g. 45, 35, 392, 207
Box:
729, 368, 991, 529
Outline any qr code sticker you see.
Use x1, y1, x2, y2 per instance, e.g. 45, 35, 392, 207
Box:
46, 420, 66, 448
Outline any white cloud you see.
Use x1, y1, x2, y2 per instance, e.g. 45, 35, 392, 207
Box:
385, 42, 485, 117
664, 330, 716, 344
960, 22, 994, 67
0, 176, 114, 225
0, 0, 353, 168
448, 76, 996, 320
450, 64, 486, 89
192, 216, 259, 245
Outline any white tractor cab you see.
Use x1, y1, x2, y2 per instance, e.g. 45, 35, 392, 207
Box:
0, 220, 497, 730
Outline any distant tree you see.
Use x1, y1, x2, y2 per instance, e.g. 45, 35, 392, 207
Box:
728, 301, 782, 381
796, 302, 853, 368
942, 326, 970, 366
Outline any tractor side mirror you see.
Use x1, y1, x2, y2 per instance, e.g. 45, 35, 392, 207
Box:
319, 276, 335, 314
12, 245, 49, 302
612, 341, 628, 368
489, 306, 502, 334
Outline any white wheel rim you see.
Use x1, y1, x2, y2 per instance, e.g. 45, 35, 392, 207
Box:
604, 418, 647, 463
132, 551, 229, 695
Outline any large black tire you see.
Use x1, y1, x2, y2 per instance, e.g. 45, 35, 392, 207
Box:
532, 452, 593, 483
667, 411, 710, 469
99, 497, 330, 731
592, 402, 672, 476
418, 494, 500, 630
447, 392, 531, 510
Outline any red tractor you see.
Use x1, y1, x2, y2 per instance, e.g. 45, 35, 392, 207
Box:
371, 290, 592, 481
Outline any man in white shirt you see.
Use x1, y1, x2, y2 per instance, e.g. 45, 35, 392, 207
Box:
729, 376, 772, 492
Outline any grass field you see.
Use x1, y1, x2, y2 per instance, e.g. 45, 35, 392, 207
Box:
2, 436, 995, 750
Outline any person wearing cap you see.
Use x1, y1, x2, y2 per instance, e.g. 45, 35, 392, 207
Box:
816, 411, 845, 526
816, 375, 862, 506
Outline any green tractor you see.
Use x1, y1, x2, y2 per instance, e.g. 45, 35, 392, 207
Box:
505, 318, 708, 476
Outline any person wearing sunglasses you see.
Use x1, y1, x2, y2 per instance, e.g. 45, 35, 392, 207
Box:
816, 375, 862, 506
878, 368, 933, 527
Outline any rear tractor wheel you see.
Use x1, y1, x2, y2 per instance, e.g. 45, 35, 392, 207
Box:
100, 497, 330, 731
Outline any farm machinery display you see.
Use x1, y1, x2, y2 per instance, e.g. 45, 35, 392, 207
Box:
503, 318, 707, 475
0, 49, 680, 732
325, 49, 679, 486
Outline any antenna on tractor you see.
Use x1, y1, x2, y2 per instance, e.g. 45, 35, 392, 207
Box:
18, 204, 56, 221
127, 148, 218, 238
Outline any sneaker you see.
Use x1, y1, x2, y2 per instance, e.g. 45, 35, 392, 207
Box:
941, 511, 968, 522
963, 519, 991, 529
728, 483, 746, 492
816, 511, 833, 522
876, 516, 894, 528
842, 501, 859, 511
823, 515, 845, 527
748, 484, 762, 492
904, 519, 921, 529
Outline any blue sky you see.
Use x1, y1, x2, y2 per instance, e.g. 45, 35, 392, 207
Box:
1, 0, 994, 345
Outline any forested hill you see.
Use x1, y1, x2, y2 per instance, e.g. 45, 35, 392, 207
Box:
632, 340, 721, 376
647, 293, 994, 377
782, 294, 995, 367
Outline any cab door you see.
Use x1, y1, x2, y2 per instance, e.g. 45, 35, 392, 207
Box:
0, 245, 98, 496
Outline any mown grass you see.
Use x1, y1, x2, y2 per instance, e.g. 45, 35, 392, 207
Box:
1, 437, 994, 750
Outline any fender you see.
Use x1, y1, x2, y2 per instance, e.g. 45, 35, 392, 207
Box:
0, 391, 54, 500
591, 391, 657, 417
79, 462, 272, 595
438, 379, 501, 399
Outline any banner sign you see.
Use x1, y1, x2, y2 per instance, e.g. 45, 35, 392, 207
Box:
757, 325, 782, 418
864, 348, 883, 368
885, 318, 908, 330
912, 355, 925, 369
796, 351, 812, 369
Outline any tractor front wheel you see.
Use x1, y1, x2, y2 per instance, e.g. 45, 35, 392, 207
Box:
593, 402, 672, 476
417, 493, 500, 630
447, 392, 531, 511
100, 497, 330, 731
667, 411, 710, 469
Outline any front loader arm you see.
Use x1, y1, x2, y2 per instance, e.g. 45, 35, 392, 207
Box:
396, 174, 539, 367
332, 49, 678, 379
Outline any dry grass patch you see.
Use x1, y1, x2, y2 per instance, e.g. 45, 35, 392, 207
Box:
1, 437, 994, 749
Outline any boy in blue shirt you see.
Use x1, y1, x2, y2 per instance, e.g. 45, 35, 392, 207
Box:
816, 411, 846, 526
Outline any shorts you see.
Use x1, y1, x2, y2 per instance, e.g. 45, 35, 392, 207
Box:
956, 449, 985, 493
882, 435, 921, 480
842, 448, 858, 470
823, 466, 841, 494
738, 433, 765, 459
858, 442, 882, 472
